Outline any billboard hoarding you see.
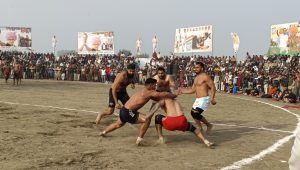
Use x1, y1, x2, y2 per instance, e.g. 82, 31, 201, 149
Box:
0, 27, 32, 49
78, 32, 114, 55
174, 25, 212, 53
268, 22, 300, 55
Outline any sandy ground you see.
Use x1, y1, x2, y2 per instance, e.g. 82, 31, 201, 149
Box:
0, 79, 299, 170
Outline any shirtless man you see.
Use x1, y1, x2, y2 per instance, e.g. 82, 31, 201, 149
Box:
149, 98, 214, 148
137, 67, 175, 141
95, 63, 136, 125
3, 61, 11, 84
154, 67, 176, 93
98, 78, 178, 145
149, 67, 176, 110
13, 61, 21, 86
180, 62, 216, 133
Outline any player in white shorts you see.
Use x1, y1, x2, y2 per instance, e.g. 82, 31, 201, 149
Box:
192, 96, 210, 111
180, 62, 216, 133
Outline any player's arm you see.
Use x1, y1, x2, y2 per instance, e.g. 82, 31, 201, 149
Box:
131, 77, 136, 89
180, 77, 197, 94
168, 75, 176, 93
152, 91, 177, 100
146, 99, 165, 119
206, 74, 216, 105
111, 72, 125, 108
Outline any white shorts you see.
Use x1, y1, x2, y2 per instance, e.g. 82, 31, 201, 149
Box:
192, 96, 210, 111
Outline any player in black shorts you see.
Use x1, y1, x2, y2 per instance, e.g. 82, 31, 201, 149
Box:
119, 107, 140, 124
95, 63, 136, 125
107, 88, 129, 108
98, 78, 179, 145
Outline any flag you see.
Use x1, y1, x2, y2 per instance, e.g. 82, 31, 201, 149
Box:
230, 32, 240, 54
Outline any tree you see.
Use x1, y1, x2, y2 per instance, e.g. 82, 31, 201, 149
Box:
118, 49, 132, 57
136, 53, 149, 58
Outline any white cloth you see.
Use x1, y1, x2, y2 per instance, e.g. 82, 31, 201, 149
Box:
136, 39, 142, 53
289, 123, 300, 170
192, 96, 210, 111
52, 37, 57, 48
52, 37, 57, 53
152, 37, 158, 52
214, 75, 220, 83
101, 69, 106, 76
233, 44, 239, 54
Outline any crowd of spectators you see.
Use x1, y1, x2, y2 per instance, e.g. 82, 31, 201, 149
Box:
1, 50, 300, 103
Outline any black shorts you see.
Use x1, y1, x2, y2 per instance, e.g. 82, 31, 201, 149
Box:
156, 89, 171, 93
108, 88, 130, 108
119, 107, 139, 124
13, 71, 19, 79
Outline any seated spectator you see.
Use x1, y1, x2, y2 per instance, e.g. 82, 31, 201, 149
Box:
283, 90, 297, 103
261, 84, 278, 98
227, 83, 233, 94
232, 84, 238, 94
243, 88, 251, 95
272, 89, 281, 101
249, 82, 262, 97
279, 89, 289, 101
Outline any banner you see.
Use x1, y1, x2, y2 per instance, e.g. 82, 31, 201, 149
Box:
78, 32, 114, 55
0, 27, 32, 48
174, 25, 212, 53
230, 32, 240, 54
268, 22, 300, 55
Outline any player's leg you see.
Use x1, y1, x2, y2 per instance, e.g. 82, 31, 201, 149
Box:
99, 118, 125, 137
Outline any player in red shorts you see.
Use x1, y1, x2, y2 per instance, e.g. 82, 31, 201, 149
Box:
149, 98, 214, 148
3, 61, 11, 84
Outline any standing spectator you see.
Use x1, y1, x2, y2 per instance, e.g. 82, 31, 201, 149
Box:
2, 61, 11, 83
101, 67, 106, 83
292, 74, 300, 101
214, 72, 220, 91
105, 66, 111, 83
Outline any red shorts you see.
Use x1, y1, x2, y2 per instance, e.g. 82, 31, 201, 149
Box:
162, 115, 189, 131
4, 71, 10, 79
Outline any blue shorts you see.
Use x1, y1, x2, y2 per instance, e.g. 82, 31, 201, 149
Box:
119, 107, 139, 124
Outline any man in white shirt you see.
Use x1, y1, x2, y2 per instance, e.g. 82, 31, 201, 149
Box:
101, 67, 106, 83
214, 73, 220, 91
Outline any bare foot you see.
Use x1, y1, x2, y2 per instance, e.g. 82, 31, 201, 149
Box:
136, 137, 144, 146
206, 124, 213, 135
99, 132, 106, 137
157, 137, 165, 144
95, 113, 101, 125
204, 140, 215, 149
